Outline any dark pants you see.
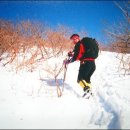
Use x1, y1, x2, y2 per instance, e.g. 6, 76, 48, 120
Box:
77, 61, 96, 84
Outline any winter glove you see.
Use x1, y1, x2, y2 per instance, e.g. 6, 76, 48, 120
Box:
68, 51, 73, 57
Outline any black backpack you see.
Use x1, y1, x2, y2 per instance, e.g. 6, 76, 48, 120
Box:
81, 37, 99, 59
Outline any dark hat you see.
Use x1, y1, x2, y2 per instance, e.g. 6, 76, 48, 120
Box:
70, 34, 80, 39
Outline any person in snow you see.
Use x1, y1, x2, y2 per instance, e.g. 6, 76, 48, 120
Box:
64, 34, 98, 96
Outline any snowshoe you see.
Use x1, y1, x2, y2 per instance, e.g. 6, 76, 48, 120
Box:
82, 89, 93, 99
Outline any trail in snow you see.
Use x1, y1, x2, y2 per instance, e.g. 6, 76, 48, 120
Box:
91, 52, 130, 129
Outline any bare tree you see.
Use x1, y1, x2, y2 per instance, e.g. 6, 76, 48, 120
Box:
0, 20, 20, 66
104, 1, 130, 75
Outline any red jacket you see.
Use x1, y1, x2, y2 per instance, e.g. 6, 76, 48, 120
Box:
71, 41, 94, 62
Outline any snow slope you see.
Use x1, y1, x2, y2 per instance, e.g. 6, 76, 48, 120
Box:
0, 51, 130, 129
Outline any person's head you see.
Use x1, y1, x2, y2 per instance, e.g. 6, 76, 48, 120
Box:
70, 34, 80, 44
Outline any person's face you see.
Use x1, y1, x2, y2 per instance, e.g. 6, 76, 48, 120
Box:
71, 36, 80, 44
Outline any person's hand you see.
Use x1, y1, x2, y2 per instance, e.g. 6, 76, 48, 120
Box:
68, 51, 73, 57
63, 59, 71, 66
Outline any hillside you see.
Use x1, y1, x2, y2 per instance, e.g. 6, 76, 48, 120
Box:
0, 51, 130, 129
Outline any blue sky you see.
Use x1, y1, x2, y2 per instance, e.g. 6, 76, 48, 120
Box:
0, 1, 125, 44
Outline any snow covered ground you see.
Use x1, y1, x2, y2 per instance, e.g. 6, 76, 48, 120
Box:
0, 51, 130, 129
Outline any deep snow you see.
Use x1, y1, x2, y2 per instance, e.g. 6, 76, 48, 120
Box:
0, 51, 130, 129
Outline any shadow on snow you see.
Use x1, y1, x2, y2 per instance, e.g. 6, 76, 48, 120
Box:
40, 78, 81, 98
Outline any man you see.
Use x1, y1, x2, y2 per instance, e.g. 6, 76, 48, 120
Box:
64, 34, 97, 97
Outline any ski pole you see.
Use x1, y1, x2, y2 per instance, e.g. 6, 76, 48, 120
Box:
62, 56, 70, 92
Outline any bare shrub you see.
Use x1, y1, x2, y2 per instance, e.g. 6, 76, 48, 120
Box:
0, 20, 48, 72
41, 25, 72, 97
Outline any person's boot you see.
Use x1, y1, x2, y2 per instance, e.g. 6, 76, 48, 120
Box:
82, 86, 93, 99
